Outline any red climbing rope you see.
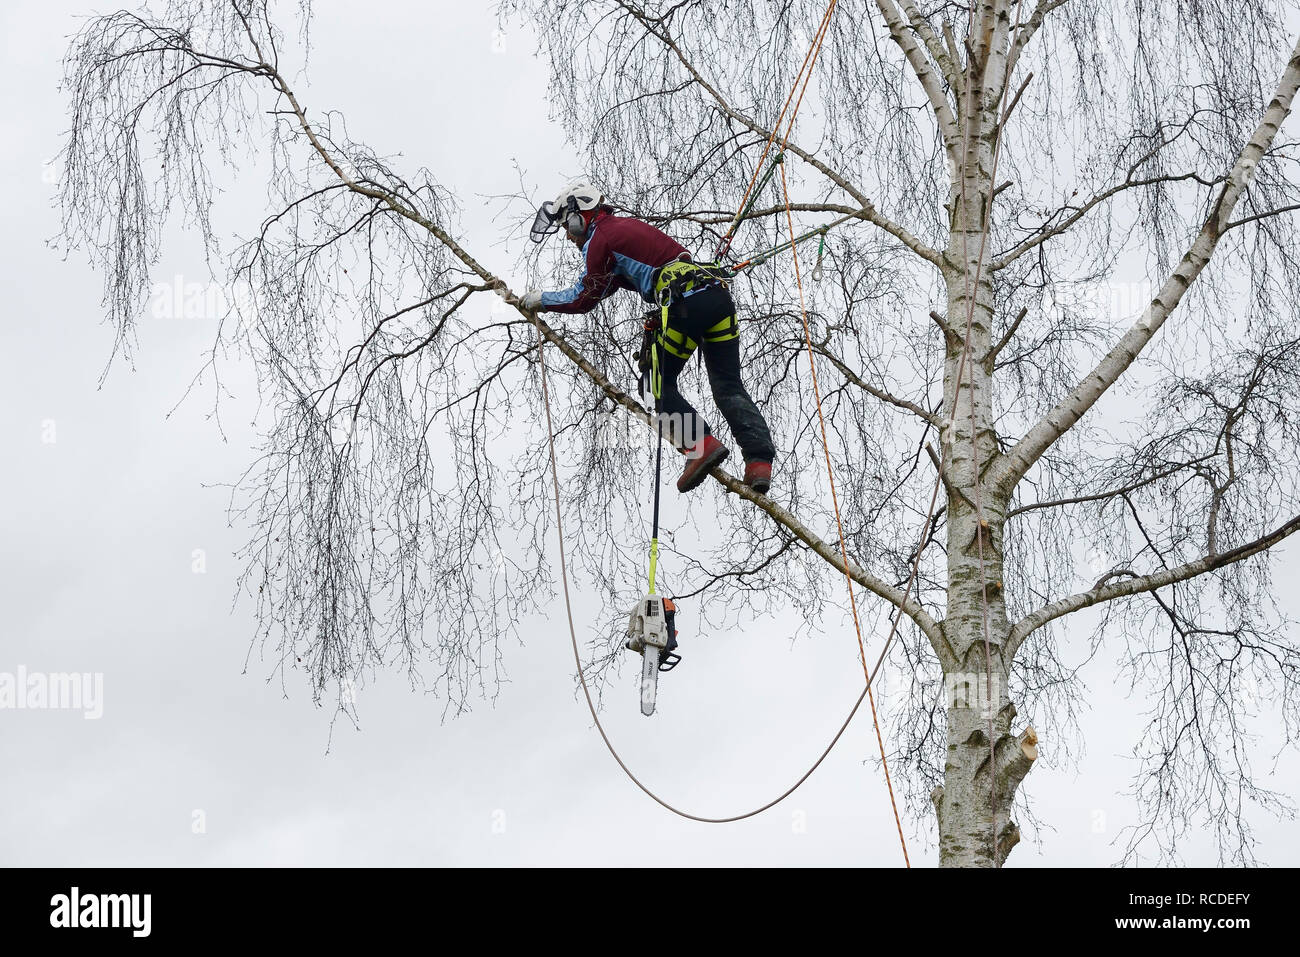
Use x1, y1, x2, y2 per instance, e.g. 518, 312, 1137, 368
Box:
777, 159, 912, 866
952, 1, 1030, 868
715, 0, 838, 261
522, 2, 1016, 861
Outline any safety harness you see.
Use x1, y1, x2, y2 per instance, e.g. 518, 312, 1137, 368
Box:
637, 257, 739, 402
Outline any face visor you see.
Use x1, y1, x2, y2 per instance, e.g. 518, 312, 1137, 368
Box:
530, 201, 562, 243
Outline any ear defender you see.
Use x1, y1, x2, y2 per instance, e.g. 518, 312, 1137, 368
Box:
564, 197, 586, 239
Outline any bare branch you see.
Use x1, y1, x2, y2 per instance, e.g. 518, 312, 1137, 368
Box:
1008, 511, 1300, 655
1007, 0, 1069, 77
897, 0, 962, 91
804, 338, 941, 424
984, 305, 1027, 365
992, 36, 1300, 493
876, 0, 961, 156
991, 172, 1222, 271
1225, 200, 1300, 230
1007, 454, 1214, 518
614, 0, 944, 264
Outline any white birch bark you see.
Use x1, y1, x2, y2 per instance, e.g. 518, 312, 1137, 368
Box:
933, 25, 1300, 867
991, 36, 1300, 494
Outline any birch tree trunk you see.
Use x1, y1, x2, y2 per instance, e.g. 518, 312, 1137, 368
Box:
928, 13, 1300, 867
930, 5, 1035, 866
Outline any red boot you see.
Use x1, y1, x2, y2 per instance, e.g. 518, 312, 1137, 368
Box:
743, 460, 772, 495
677, 435, 729, 492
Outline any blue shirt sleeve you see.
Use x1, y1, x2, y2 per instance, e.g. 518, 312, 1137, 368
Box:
539, 230, 616, 314
540, 270, 592, 309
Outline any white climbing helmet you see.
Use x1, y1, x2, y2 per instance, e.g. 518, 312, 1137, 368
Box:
530, 180, 605, 242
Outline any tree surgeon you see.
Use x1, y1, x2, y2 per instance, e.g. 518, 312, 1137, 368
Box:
517, 181, 776, 493
55, 0, 1300, 867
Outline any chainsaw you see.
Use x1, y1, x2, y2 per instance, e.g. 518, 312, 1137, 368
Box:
625, 593, 682, 716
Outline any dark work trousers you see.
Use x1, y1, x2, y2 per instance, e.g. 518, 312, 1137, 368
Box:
654, 284, 776, 464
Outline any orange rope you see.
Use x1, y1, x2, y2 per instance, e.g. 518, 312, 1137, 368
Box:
726, 0, 909, 865
751, 0, 910, 866
777, 7, 834, 152
525, 1, 938, 859
778, 161, 910, 866
716, 0, 838, 259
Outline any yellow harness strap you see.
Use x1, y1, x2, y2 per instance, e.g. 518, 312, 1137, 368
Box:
652, 261, 739, 368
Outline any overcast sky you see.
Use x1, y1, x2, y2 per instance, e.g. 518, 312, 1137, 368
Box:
2, 0, 1298, 867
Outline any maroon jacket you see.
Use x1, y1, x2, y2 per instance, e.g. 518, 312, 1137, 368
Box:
539, 210, 689, 314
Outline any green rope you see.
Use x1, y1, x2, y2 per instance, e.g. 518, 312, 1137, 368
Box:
721, 152, 786, 251
733, 223, 829, 273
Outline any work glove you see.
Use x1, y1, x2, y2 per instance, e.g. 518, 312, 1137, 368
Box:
491, 282, 543, 313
